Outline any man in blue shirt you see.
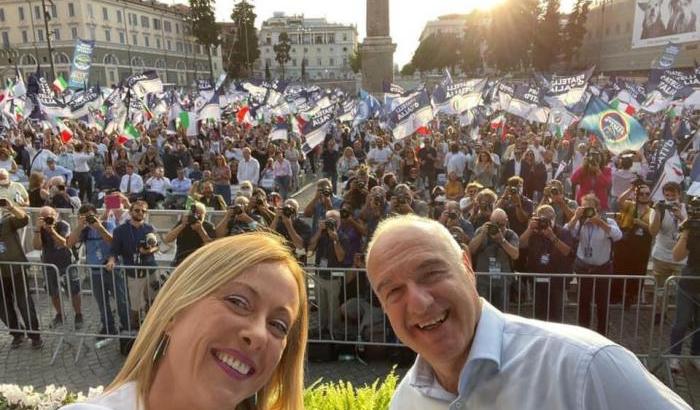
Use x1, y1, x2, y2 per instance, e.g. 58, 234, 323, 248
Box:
67, 204, 128, 337
303, 178, 342, 233
366, 215, 689, 410
106, 201, 158, 326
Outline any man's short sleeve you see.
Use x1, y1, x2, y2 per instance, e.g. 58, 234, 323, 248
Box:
57, 220, 71, 238
9, 214, 29, 231
581, 345, 690, 410
506, 229, 519, 247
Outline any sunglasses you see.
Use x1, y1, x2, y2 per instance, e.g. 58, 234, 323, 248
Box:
131, 208, 146, 214
637, 192, 651, 197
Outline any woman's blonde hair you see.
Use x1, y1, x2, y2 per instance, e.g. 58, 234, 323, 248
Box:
108, 232, 308, 410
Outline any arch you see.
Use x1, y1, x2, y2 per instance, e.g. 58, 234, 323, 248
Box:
175, 60, 186, 71
53, 52, 70, 65
103, 53, 119, 65
154, 59, 166, 69
20, 54, 37, 66
131, 56, 145, 68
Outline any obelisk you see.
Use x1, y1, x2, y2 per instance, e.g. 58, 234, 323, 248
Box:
361, 0, 396, 95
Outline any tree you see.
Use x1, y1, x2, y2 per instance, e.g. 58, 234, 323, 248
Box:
349, 46, 362, 74
459, 13, 485, 75
189, 0, 220, 80
411, 34, 440, 72
563, 0, 591, 67
273, 32, 292, 80
485, 0, 540, 72
400, 63, 416, 76
265, 61, 271, 81
532, 0, 562, 70
229, 0, 260, 78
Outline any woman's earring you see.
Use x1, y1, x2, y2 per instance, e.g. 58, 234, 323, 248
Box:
153, 333, 170, 364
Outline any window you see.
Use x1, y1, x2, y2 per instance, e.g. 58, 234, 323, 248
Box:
343, 32, 347, 41
317, 57, 322, 66
87, 4, 93, 19
68, 3, 74, 17
1, 32, 8, 49
22, 30, 28, 43
343, 46, 347, 52
34, 5, 41, 19
164, 21, 171, 32
141, 16, 149, 28
265, 58, 271, 67
0, 8, 4, 22
156, 37, 161, 49
266, 36, 271, 45
104, 29, 111, 42
71, 27, 78, 39
329, 57, 334, 66
18, 6, 24, 21
175, 23, 180, 34
153, 18, 161, 30
144, 35, 149, 47
117, 10, 122, 23
167, 40, 172, 50
328, 33, 335, 44
132, 34, 137, 45
119, 32, 125, 44
315, 35, 323, 44
52, 28, 60, 40
212, 47, 217, 57
109, 71, 115, 82
292, 58, 297, 67
37, 29, 44, 42
176, 42, 183, 52
89, 27, 95, 40
103, 7, 108, 21
51, 5, 57, 18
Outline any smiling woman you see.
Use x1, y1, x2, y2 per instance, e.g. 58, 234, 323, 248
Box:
60, 232, 308, 410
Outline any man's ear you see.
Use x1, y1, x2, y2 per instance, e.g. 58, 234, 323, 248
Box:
462, 249, 475, 278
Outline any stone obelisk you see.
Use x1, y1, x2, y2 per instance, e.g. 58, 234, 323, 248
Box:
361, 0, 396, 95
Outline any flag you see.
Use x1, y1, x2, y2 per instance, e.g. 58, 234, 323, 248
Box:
300, 103, 335, 154
197, 94, 221, 122
608, 98, 636, 116
579, 96, 648, 155
178, 111, 190, 129
388, 89, 434, 140
269, 123, 288, 141
648, 140, 685, 201
688, 154, 700, 196
53, 75, 68, 94
56, 119, 73, 143
13, 68, 26, 98
236, 105, 253, 127
535, 67, 594, 109
118, 121, 139, 144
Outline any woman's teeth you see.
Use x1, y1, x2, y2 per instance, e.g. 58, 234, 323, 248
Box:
216, 352, 251, 375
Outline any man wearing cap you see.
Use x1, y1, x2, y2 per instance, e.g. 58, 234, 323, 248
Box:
366, 215, 690, 410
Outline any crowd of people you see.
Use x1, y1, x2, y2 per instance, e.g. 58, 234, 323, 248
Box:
0, 107, 698, 374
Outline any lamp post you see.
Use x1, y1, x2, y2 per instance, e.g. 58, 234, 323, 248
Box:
41, 0, 56, 81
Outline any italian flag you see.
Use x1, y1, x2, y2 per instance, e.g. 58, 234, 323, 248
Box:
142, 99, 153, 121
609, 99, 636, 116
177, 111, 189, 129
57, 120, 73, 143
52, 75, 68, 94
118, 121, 140, 144
236, 105, 253, 128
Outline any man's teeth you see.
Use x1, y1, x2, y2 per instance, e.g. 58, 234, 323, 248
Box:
417, 312, 447, 330
216, 352, 251, 375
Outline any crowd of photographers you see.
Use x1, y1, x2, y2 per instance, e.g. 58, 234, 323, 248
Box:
0, 114, 699, 369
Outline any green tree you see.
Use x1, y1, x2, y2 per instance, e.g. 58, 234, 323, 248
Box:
273, 32, 292, 80
411, 34, 440, 72
485, 0, 540, 72
229, 0, 260, 78
189, 0, 220, 80
459, 13, 485, 75
563, 0, 591, 67
349, 46, 362, 74
532, 0, 562, 70
400, 63, 416, 76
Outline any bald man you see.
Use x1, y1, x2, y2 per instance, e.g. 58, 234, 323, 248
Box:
365, 215, 688, 410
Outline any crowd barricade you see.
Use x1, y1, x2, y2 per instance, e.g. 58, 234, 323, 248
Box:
65, 264, 176, 363
657, 275, 700, 388
0, 262, 68, 364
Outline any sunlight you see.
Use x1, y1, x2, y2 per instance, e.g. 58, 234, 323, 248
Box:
471, 0, 507, 11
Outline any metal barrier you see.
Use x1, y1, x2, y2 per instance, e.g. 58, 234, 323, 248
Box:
0, 262, 69, 364
65, 264, 176, 362
657, 275, 700, 389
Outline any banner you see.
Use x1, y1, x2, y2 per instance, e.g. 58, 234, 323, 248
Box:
632, 0, 700, 48
67, 86, 102, 119
647, 140, 685, 200
68, 39, 95, 90
382, 81, 406, 95
300, 103, 335, 154
580, 96, 649, 155
126, 70, 163, 99
652, 42, 682, 69
535, 67, 594, 108
643, 68, 697, 112
388, 89, 433, 140
432, 79, 487, 115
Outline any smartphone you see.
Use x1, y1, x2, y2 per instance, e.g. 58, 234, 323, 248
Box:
0, 198, 8, 207
104, 195, 121, 210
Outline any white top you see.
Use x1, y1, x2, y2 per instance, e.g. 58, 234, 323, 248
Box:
120, 173, 144, 194
650, 205, 688, 264
568, 218, 623, 266
30, 149, 58, 173
444, 152, 469, 177
367, 147, 393, 169
237, 158, 260, 186
61, 382, 141, 410
145, 176, 171, 195
73, 152, 95, 173
390, 300, 690, 410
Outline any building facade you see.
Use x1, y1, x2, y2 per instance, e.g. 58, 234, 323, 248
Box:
0, 0, 223, 88
418, 14, 468, 42
577, 0, 700, 74
255, 12, 358, 81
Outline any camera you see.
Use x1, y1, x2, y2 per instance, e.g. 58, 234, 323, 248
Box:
509, 186, 519, 195
324, 218, 337, 231
255, 197, 265, 206
0, 198, 8, 207
282, 205, 295, 218
321, 188, 333, 197
85, 214, 98, 225
655, 200, 676, 211
140, 232, 159, 248
340, 208, 351, 219
372, 195, 383, 207
43, 216, 55, 226
487, 223, 500, 236
619, 154, 634, 170
447, 211, 460, 220
682, 197, 700, 237
586, 150, 602, 166
534, 217, 550, 230
583, 207, 596, 219
57, 185, 66, 191
230, 204, 243, 215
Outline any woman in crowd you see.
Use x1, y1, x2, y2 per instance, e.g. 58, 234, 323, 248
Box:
62, 233, 308, 410
112, 148, 130, 177
337, 147, 360, 184
445, 171, 464, 201
138, 145, 163, 178
0, 147, 18, 174
28, 172, 47, 207
272, 151, 293, 199
399, 144, 419, 182
285, 139, 303, 192
470, 150, 498, 189
259, 158, 276, 193
211, 155, 232, 206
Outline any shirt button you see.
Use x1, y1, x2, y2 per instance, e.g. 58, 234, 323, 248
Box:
455, 402, 462, 409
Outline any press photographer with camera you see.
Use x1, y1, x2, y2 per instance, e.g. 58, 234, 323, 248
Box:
389, 184, 414, 215
249, 188, 276, 225
468, 208, 519, 311
668, 197, 700, 372
611, 151, 647, 212
106, 201, 158, 325
66, 204, 127, 338
33, 206, 83, 329
496, 176, 533, 236
539, 180, 577, 227
439, 200, 475, 241
566, 194, 622, 336
270, 199, 311, 254
359, 186, 390, 240
215, 196, 260, 238
571, 149, 612, 210
520, 205, 574, 322
469, 188, 498, 229
304, 178, 343, 233
162, 203, 215, 266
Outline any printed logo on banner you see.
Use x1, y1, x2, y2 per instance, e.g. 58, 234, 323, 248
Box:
599, 112, 629, 143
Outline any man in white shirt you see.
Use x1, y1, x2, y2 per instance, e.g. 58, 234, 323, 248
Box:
365, 214, 688, 410
367, 139, 393, 172
29, 141, 57, 174
237, 147, 260, 186
444, 143, 469, 180
119, 164, 144, 202
144, 167, 171, 208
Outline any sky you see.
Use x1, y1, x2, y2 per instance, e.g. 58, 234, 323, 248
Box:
175, 0, 577, 67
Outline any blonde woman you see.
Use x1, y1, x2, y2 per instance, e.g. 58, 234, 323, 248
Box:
62, 232, 308, 410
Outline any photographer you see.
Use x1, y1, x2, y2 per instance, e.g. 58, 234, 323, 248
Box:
106, 201, 158, 324
163, 203, 215, 266
539, 180, 576, 227
215, 196, 260, 238
0, 199, 43, 348
649, 182, 687, 324
468, 209, 519, 311
611, 151, 647, 212
33, 206, 83, 329
612, 182, 653, 307
359, 186, 390, 240
66, 204, 127, 337
270, 199, 311, 255
470, 188, 498, 229
439, 200, 475, 241
249, 188, 276, 226
496, 176, 533, 236
195, 182, 227, 211
303, 178, 342, 233
48, 176, 78, 210
520, 205, 574, 322
668, 197, 700, 372
566, 193, 622, 336
571, 149, 612, 210
389, 184, 414, 215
